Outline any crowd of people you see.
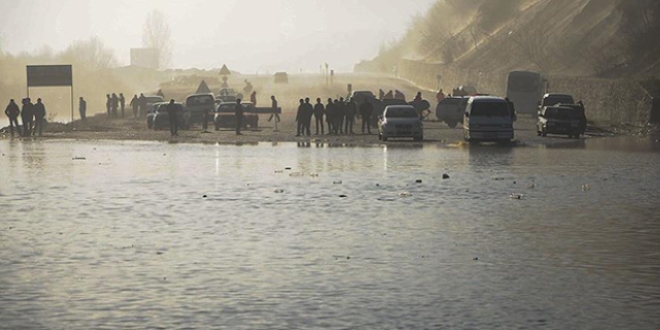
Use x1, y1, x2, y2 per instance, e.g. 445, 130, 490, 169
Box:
3, 98, 47, 137
295, 97, 374, 137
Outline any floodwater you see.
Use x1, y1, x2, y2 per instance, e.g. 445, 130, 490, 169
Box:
1, 138, 660, 329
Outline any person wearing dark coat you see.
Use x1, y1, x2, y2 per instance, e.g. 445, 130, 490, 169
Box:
344, 100, 356, 134
110, 93, 119, 118
21, 98, 34, 137
166, 99, 179, 136
105, 94, 111, 117
360, 100, 374, 134
119, 93, 126, 118
235, 98, 244, 135
79, 97, 87, 122
33, 98, 46, 136
295, 99, 305, 137
313, 98, 325, 135
130, 95, 139, 118
334, 98, 345, 134
5, 99, 20, 137
303, 97, 313, 136
138, 93, 147, 117
325, 98, 335, 134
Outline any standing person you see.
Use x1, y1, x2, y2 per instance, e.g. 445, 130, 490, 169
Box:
384, 90, 394, 99
4, 99, 20, 137
79, 97, 87, 122
360, 100, 374, 134
379, 89, 385, 101
138, 93, 147, 117
335, 97, 345, 134
105, 94, 111, 117
243, 79, 253, 95
267, 95, 280, 124
110, 93, 119, 118
325, 98, 335, 135
414, 92, 423, 102
295, 99, 305, 137
166, 99, 179, 137
250, 91, 257, 106
119, 93, 126, 118
235, 98, 244, 135
313, 98, 325, 135
344, 99, 356, 134
303, 97, 313, 137
436, 89, 445, 103
21, 98, 34, 137
130, 95, 139, 118
33, 98, 46, 136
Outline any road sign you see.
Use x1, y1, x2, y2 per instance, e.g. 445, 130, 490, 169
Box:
27, 65, 72, 87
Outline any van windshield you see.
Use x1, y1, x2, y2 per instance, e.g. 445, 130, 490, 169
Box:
471, 102, 510, 117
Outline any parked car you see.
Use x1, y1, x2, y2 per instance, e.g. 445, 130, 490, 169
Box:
274, 72, 289, 84
214, 102, 258, 130
141, 96, 165, 117
152, 102, 190, 130
146, 102, 166, 129
185, 93, 215, 125
463, 96, 514, 142
537, 105, 584, 138
436, 96, 468, 128
378, 105, 423, 141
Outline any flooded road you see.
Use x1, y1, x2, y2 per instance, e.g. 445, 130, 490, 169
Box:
1, 138, 660, 329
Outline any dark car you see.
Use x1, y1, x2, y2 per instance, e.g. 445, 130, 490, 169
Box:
152, 102, 190, 130
185, 93, 215, 125
537, 105, 583, 138
214, 102, 258, 130
436, 97, 468, 128
140, 96, 165, 117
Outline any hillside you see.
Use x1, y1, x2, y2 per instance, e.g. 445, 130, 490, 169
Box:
358, 0, 660, 79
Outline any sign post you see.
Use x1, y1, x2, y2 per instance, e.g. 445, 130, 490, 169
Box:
27, 65, 74, 123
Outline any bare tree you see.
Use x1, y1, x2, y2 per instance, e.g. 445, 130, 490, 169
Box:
61, 36, 117, 71
142, 10, 172, 69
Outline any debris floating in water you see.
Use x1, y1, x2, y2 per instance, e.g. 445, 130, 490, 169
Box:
72, 157, 86, 160
339, 194, 347, 198
415, 179, 423, 184
526, 183, 536, 189
399, 191, 412, 197
284, 167, 292, 170
203, 195, 208, 198
510, 193, 523, 200
274, 189, 284, 193
443, 174, 450, 179
274, 170, 284, 174
582, 184, 591, 191
333, 180, 343, 185
309, 173, 319, 177
289, 172, 304, 177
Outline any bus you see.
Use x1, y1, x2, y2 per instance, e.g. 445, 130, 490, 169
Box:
506, 71, 546, 116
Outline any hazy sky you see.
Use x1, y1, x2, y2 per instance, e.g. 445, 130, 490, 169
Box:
0, 0, 436, 72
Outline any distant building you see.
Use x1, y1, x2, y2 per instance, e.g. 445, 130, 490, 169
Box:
130, 48, 159, 69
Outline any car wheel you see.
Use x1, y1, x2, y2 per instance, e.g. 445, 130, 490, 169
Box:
447, 121, 457, 128
541, 129, 547, 137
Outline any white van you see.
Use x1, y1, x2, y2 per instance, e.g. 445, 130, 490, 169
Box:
463, 96, 514, 142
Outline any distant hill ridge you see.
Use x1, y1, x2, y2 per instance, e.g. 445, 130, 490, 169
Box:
360, 0, 660, 79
